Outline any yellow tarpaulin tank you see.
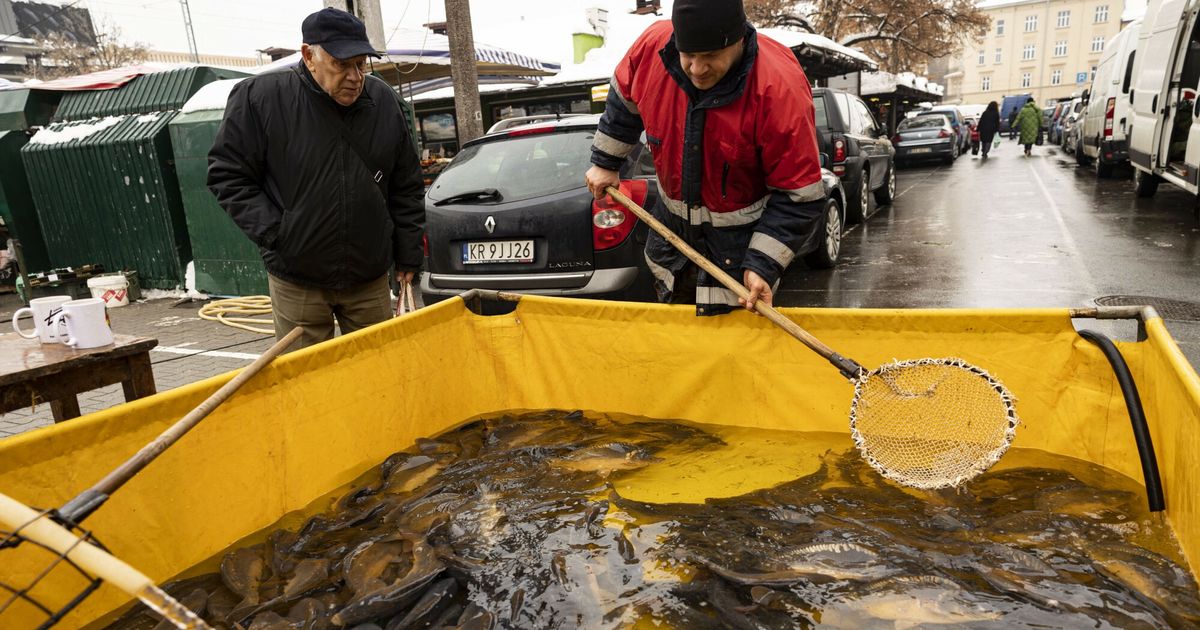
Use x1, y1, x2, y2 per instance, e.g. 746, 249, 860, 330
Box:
0, 294, 1198, 627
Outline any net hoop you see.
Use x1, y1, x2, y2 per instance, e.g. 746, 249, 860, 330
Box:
848, 357, 1019, 490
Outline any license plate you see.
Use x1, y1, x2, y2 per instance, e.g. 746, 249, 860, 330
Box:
911, 148, 932, 154
463, 240, 534, 264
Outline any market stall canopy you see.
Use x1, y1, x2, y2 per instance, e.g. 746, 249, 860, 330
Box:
861, 70, 945, 102
258, 28, 560, 85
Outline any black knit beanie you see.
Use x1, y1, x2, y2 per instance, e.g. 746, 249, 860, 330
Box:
672, 0, 746, 53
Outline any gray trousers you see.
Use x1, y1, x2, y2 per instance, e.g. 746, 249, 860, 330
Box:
268, 273, 392, 350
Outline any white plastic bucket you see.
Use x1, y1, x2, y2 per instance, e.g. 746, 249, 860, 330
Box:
87, 274, 130, 308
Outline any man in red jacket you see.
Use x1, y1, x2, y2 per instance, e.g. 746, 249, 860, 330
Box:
585, 0, 825, 315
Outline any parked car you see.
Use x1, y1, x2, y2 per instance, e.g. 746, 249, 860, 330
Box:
1042, 104, 1058, 134
1078, 19, 1142, 176
999, 93, 1033, 136
893, 114, 959, 165
1129, 0, 1200, 199
1046, 102, 1067, 144
924, 105, 971, 154
420, 115, 850, 308
811, 87, 896, 223
1052, 99, 1083, 146
1059, 98, 1085, 152
966, 116, 981, 154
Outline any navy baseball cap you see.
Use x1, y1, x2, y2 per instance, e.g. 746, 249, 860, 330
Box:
302, 8, 381, 59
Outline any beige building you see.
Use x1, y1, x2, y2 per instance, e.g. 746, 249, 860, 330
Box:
943, 0, 1127, 105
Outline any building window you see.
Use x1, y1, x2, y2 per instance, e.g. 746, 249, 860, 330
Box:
982, 76, 992, 91
1094, 5, 1108, 22
995, 48, 1003, 63
1054, 40, 1068, 56
1091, 36, 1105, 53
978, 49, 986, 65
1057, 10, 1070, 27
1025, 15, 1038, 32
1051, 69, 1063, 85
1023, 44, 1036, 60
996, 19, 1006, 35
1021, 72, 1032, 88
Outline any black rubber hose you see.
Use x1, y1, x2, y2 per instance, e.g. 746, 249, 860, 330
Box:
1078, 329, 1165, 512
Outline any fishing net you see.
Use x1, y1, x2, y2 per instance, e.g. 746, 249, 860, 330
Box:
849, 358, 1019, 490
1, 509, 106, 629
0, 497, 210, 630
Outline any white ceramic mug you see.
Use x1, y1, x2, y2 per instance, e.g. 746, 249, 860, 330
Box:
53, 298, 114, 349
12, 296, 72, 343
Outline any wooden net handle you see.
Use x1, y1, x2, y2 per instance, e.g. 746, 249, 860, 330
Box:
58, 328, 304, 523
605, 187, 862, 379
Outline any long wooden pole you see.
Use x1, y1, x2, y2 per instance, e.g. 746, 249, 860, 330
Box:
57, 328, 304, 523
605, 187, 863, 379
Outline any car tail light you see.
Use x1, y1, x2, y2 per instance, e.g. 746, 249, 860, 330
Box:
938, 129, 951, 138
832, 138, 846, 163
1104, 98, 1116, 138
593, 179, 647, 251
891, 134, 901, 144
506, 126, 555, 138
422, 233, 429, 257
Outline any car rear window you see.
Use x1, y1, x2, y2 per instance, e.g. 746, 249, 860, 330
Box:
427, 129, 595, 204
813, 94, 830, 128
899, 116, 946, 130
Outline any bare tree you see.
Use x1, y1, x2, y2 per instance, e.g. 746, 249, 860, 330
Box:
27, 22, 148, 80
746, 0, 986, 72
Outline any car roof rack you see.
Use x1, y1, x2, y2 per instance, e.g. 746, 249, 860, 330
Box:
487, 113, 590, 134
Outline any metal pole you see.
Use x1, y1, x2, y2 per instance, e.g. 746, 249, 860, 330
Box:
178, 0, 199, 63
445, 0, 484, 144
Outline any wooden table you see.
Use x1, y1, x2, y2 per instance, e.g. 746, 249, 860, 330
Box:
0, 333, 158, 423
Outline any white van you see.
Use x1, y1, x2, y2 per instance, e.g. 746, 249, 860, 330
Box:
1078, 20, 1141, 176
1128, 0, 1200, 198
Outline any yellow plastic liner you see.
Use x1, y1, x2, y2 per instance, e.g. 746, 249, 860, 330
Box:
0, 295, 1197, 628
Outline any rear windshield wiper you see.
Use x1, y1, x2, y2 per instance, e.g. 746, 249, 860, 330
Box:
433, 188, 503, 206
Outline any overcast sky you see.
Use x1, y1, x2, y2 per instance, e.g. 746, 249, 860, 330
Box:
79, 0, 614, 64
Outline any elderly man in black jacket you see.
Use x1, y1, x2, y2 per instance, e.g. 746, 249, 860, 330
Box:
208, 8, 424, 349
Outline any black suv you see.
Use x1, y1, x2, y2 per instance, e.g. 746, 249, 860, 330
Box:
811, 88, 896, 223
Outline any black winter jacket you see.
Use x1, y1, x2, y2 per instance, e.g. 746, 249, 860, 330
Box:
978, 108, 1000, 137
207, 64, 424, 290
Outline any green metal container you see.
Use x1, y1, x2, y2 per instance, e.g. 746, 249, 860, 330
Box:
52, 66, 247, 122
19, 67, 249, 290
169, 104, 269, 296
21, 112, 192, 289
0, 89, 62, 276
0, 88, 60, 132
0, 130, 52, 273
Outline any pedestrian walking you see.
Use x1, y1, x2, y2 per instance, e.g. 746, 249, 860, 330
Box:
1013, 98, 1041, 157
208, 8, 425, 350
584, 0, 825, 315
977, 101, 1000, 159
1007, 106, 1020, 139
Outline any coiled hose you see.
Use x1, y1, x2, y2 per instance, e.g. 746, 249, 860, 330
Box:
197, 296, 275, 335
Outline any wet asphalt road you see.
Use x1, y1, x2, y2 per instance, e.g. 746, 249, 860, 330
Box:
776, 142, 1200, 368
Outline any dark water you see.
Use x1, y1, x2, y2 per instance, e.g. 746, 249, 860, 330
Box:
106, 410, 1200, 629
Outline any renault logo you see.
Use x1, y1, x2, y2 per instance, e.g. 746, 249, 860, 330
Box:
484, 216, 496, 234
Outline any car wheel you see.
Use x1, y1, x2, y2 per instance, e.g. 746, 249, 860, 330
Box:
1134, 169, 1159, 198
1096, 155, 1114, 178
943, 144, 958, 165
874, 163, 896, 205
847, 167, 869, 224
804, 197, 843, 269
1075, 139, 1091, 166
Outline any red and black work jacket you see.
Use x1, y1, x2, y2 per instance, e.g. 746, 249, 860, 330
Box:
591, 21, 826, 315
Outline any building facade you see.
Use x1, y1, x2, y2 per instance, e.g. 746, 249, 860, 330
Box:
946, 0, 1127, 105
